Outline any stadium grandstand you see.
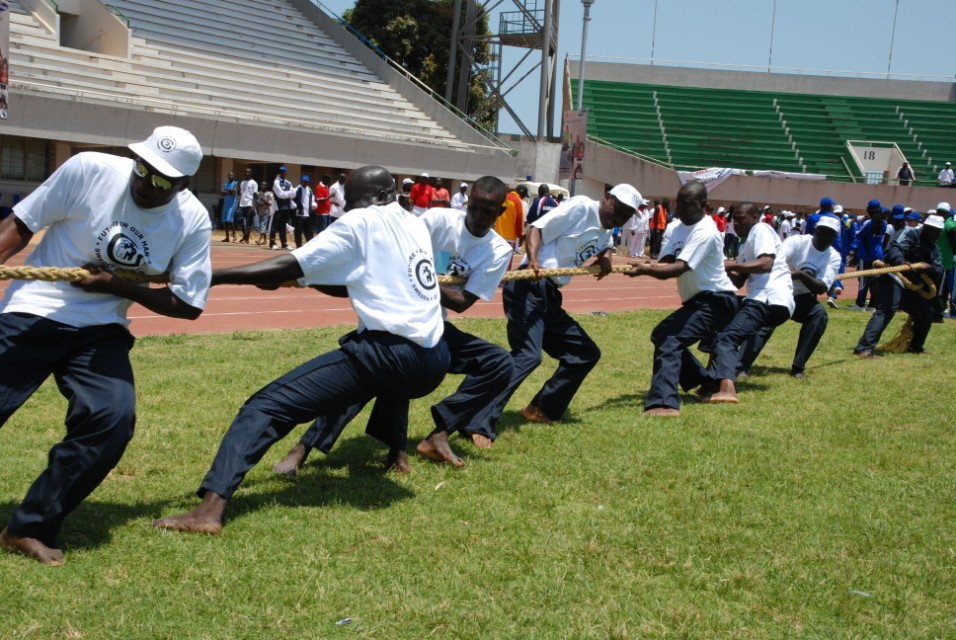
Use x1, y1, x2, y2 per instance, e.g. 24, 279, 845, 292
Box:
570, 60, 956, 211
0, 0, 517, 210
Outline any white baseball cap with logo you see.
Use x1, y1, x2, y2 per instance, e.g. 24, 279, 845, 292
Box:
608, 184, 646, 212
128, 126, 203, 178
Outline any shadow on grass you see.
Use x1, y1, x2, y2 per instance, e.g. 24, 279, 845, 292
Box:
0, 498, 174, 552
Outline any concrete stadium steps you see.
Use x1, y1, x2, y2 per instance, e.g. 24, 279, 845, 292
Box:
577, 77, 956, 183
7, 0, 477, 152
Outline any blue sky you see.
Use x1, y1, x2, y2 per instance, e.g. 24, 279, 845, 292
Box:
316, 0, 956, 135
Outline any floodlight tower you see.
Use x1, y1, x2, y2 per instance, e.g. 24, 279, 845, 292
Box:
446, 0, 560, 140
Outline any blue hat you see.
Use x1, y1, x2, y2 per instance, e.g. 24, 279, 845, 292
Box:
867, 199, 881, 210
907, 212, 922, 220
891, 204, 905, 216
820, 197, 835, 209
300, 175, 310, 182
279, 166, 288, 172
891, 211, 905, 220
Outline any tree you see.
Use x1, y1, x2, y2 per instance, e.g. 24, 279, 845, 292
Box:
342, 0, 497, 131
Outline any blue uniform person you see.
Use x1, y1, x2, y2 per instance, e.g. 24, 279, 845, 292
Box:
152, 166, 449, 535
853, 215, 945, 357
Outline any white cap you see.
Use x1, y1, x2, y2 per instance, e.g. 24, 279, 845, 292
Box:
716, 206, 726, 214
904, 207, 913, 213
608, 184, 645, 211
928, 209, 937, 215
947, 162, 952, 166
460, 182, 468, 188
833, 205, 844, 214
128, 126, 202, 178
421, 172, 429, 178
816, 216, 841, 232
402, 178, 414, 185
924, 215, 946, 229
856, 215, 864, 222
782, 210, 795, 218
936, 201, 951, 213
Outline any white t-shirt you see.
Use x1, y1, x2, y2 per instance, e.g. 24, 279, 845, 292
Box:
292, 201, 443, 348
450, 192, 468, 212
780, 235, 842, 297
420, 207, 511, 306
737, 222, 795, 313
239, 179, 258, 207
3, 152, 212, 328
329, 181, 346, 218
521, 195, 612, 287
660, 215, 736, 302
778, 219, 791, 240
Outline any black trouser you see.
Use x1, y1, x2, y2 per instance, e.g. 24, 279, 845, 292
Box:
468, 278, 601, 431
0, 314, 136, 546
199, 331, 448, 500
737, 293, 829, 375
644, 291, 738, 410
313, 214, 331, 234
854, 276, 935, 354
292, 214, 313, 247
649, 228, 664, 257
682, 299, 790, 388
270, 208, 291, 246
300, 321, 515, 453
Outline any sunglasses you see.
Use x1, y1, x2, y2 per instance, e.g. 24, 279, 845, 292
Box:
133, 161, 175, 191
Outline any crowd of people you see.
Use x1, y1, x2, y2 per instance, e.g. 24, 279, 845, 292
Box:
0, 125, 952, 565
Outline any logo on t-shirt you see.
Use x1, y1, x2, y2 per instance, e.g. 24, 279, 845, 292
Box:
95, 222, 150, 269
575, 240, 600, 266
446, 256, 471, 279
798, 262, 818, 278
407, 247, 437, 300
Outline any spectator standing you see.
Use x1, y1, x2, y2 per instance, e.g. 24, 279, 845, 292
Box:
270, 166, 295, 250
292, 175, 315, 248
409, 173, 434, 216
329, 173, 346, 222
896, 161, 915, 186
938, 162, 954, 188
237, 168, 258, 244
935, 202, 956, 317
221, 171, 238, 242
450, 182, 469, 211
254, 189, 273, 246
430, 178, 451, 208
495, 184, 526, 253
313, 175, 332, 234
526, 184, 558, 225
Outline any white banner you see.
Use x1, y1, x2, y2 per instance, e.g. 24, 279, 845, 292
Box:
676, 167, 745, 192
751, 170, 827, 181
559, 109, 588, 180
0, 1, 8, 119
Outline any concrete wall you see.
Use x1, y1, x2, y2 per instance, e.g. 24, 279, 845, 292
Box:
2, 93, 518, 183
56, 0, 129, 57
580, 61, 956, 102
508, 139, 563, 184
587, 142, 955, 213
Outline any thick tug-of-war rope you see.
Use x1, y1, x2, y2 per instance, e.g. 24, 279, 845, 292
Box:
0, 262, 933, 288
0, 265, 163, 283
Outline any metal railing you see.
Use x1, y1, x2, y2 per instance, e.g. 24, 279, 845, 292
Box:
308, 0, 516, 156
105, 3, 130, 28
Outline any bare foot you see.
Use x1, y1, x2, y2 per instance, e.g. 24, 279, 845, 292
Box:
153, 493, 227, 535
641, 407, 681, 418
699, 378, 739, 404
385, 448, 412, 473
466, 432, 493, 450
273, 442, 309, 477
519, 404, 554, 424
416, 432, 464, 467
0, 527, 65, 565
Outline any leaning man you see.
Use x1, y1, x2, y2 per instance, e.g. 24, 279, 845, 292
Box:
0, 126, 212, 565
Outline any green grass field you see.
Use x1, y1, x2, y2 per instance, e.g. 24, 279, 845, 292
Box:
1, 310, 954, 639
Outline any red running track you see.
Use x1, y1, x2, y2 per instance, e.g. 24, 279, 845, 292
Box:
1, 242, 861, 337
